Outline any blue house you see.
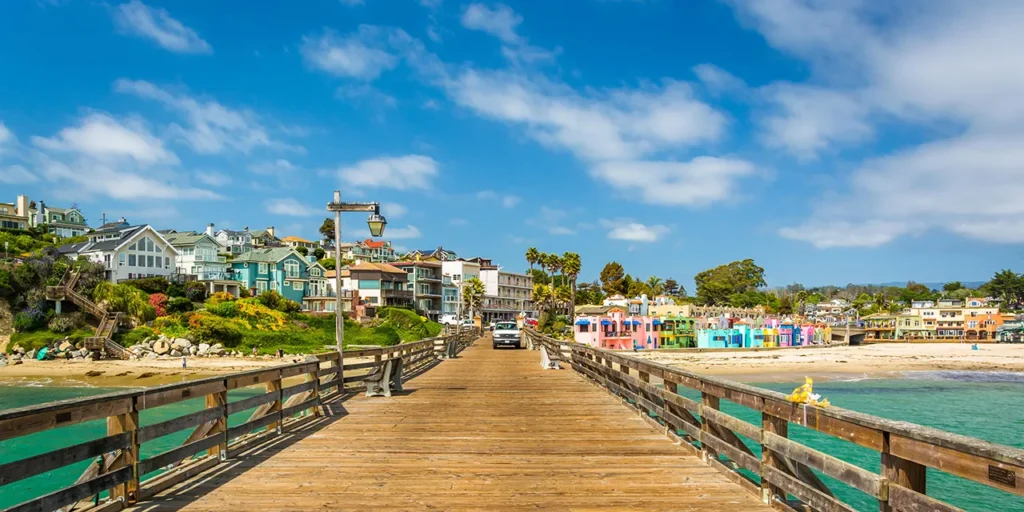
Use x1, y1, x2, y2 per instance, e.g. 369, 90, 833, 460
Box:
229, 248, 310, 303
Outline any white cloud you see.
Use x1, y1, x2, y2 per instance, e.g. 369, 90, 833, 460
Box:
249, 159, 296, 174
383, 225, 421, 239
0, 165, 37, 184
337, 155, 438, 190
114, 79, 293, 155
502, 195, 521, 208
31, 113, 178, 165
38, 156, 221, 201
725, 1, 1024, 245
590, 158, 756, 207
461, 3, 522, 44
300, 27, 398, 80
0, 122, 11, 144
381, 202, 407, 218
601, 220, 669, 243
266, 198, 321, 217
692, 64, 746, 93
194, 171, 231, 187
113, 0, 211, 54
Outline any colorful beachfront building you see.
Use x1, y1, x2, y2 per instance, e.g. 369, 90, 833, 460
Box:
660, 315, 697, 348
695, 322, 832, 348
574, 308, 661, 350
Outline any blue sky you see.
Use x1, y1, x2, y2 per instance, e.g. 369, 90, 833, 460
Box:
2, 0, 1022, 289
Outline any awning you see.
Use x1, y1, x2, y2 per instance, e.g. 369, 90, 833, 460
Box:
652, 319, 662, 325
575, 319, 591, 326
629, 320, 641, 326
600, 320, 612, 326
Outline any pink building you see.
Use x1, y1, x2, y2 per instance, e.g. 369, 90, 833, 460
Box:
574, 308, 662, 350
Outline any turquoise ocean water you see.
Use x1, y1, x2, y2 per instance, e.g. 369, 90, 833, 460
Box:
1, 372, 1022, 511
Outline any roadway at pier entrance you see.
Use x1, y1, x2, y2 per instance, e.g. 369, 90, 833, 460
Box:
131, 336, 768, 511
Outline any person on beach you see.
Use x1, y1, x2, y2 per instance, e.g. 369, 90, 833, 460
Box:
252, 347, 258, 357
181, 355, 187, 369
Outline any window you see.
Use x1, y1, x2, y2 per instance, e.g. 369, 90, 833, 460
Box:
256, 281, 267, 294
147, 255, 154, 268
128, 254, 136, 266
258, 263, 268, 274
310, 268, 321, 277
129, 243, 137, 251
293, 282, 303, 291
157, 256, 163, 268
284, 261, 300, 278
119, 253, 126, 264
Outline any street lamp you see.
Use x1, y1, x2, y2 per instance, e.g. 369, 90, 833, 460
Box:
326, 191, 388, 362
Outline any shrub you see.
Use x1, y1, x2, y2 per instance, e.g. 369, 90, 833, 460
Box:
14, 306, 51, 332
185, 281, 207, 302
206, 300, 241, 318
121, 326, 154, 346
122, 277, 170, 294
206, 291, 236, 306
149, 293, 168, 317
235, 299, 287, 330
94, 282, 156, 321
9, 328, 94, 353
167, 282, 186, 298
238, 287, 251, 298
166, 296, 194, 314
188, 314, 244, 347
47, 312, 85, 333
278, 299, 301, 313
255, 290, 283, 310
153, 315, 189, 338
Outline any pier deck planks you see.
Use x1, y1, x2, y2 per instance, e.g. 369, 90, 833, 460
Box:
130, 338, 769, 511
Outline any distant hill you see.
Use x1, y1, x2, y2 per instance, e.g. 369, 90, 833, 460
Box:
874, 281, 986, 290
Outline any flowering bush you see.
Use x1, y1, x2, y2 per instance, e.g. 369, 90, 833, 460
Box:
149, 293, 168, 317
166, 297, 194, 314
48, 312, 85, 333
185, 281, 207, 302
236, 299, 287, 330
188, 312, 245, 347
14, 305, 51, 332
206, 300, 240, 318
153, 315, 189, 338
206, 291, 236, 306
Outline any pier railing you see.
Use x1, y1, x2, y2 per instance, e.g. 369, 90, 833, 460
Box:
524, 329, 1024, 512
0, 328, 479, 512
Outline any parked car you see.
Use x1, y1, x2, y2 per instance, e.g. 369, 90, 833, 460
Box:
439, 314, 458, 326
492, 321, 521, 349
488, 321, 496, 331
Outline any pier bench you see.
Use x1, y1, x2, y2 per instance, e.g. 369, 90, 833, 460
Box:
363, 356, 404, 397
540, 344, 561, 370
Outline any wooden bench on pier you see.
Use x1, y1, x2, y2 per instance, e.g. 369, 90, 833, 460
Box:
363, 356, 404, 397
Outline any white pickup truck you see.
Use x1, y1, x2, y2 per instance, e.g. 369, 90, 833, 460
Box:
491, 321, 521, 349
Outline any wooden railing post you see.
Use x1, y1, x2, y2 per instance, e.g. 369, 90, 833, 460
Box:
880, 432, 925, 512
700, 391, 720, 464
268, 375, 283, 434
206, 385, 228, 460
107, 402, 139, 505
309, 368, 321, 418
761, 412, 787, 505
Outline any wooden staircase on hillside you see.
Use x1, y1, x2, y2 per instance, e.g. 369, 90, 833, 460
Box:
47, 270, 131, 360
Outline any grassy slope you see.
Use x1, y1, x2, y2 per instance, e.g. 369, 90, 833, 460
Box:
8, 328, 95, 353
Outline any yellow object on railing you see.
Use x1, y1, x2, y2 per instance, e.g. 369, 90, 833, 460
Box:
785, 377, 830, 408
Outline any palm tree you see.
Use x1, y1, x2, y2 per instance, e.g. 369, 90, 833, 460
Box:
545, 253, 563, 310
532, 283, 551, 313
555, 284, 572, 315
562, 252, 581, 315
462, 277, 485, 320
646, 276, 664, 296
796, 290, 809, 315
526, 247, 540, 274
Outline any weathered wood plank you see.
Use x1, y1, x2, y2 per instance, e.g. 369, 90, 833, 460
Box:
764, 398, 885, 452
224, 392, 278, 416
138, 435, 223, 476
139, 408, 225, 443
0, 398, 133, 442
225, 369, 281, 391
6, 466, 132, 512
702, 431, 761, 473
136, 381, 226, 410
0, 432, 130, 486
281, 380, 317, 399
702, 406, 761, 441
763, 431, 883, 499
888, 484, 966, 512
763, 466, 858, 512
891, 433, 1023, 496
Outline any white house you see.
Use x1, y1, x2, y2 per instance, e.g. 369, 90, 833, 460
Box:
161, 226, 240, 296
215, 226, 252, 255
59, 220, 179, 283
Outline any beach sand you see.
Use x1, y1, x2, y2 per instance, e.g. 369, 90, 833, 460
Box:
633, 343, 1024, 382
0, 356, 293, 387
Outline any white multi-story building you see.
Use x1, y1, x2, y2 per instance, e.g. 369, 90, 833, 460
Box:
58, 219, 178, 283
441, 260, 481, 319
215, 226, 253, 255
161, 225, 240, 296
480, 268, 534, 321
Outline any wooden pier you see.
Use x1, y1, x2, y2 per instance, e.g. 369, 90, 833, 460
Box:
2, 329, 1023, 512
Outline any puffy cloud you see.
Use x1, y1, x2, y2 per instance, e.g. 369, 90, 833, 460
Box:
113, 0, 211, 54
266, 198, 321, 217
31, 113, 177, 165
300, 27, 398, 80
600, 219, 670, 243
336, 155, 438, 190
589, 158, 756, 207
461, 3, 522, 44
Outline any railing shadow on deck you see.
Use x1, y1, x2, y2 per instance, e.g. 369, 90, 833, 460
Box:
0, 328, 481, 512
523, 328, 1024, 512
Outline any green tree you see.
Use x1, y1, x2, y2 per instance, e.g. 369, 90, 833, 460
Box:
664, 278, 684, 297
777, 295, 794, 315
796, 290, 809, 314
528, 268, 550, 286
318, 218, 335, 243
526, 247, 540, 274
532, 283, 551, 313
313, 247, 326, 260
93, 282, 156, 322
462, 277, 485, 319
599, 262, 626, 296
320, 258, 336, 270
627, 279, 651, 298
543, 253, 563, 308
646, 276, 664, 295
982, 269, 1024, 306
693, 259, 766, 306
943, 281, 963, 292
561, 251, 581, 313
296, 246, 309, 256
575, 281, 603, 305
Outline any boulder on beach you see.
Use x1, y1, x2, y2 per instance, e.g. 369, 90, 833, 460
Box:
171, 338, 192, 350
58, 341, 73, 352
153, 340, 171, 355
11, 353, 23, 362
13, 345, 25, 355
26, 349, 36, 359
189, 345, 198, 355
170, 349, 183, 357
198, 343, 211, 355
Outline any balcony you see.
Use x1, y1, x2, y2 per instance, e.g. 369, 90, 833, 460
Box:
195, 254, 227, 263
382, 289, 414, 299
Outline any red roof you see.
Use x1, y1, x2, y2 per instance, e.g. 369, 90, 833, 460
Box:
362, 239, 387, 249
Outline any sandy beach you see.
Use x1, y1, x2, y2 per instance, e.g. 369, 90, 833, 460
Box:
633, 343, 1024, 382
0, 356, 293, 387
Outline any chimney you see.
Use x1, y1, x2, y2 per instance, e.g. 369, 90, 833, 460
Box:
15, 195, 28, 217
206, 223, 214, 237
36, 201, 46, 226
266, 226, 275, 238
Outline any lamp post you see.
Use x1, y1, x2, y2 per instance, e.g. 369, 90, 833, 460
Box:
326, 191, 387, 365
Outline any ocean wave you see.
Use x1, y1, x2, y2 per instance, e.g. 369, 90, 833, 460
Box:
902, 370, 1024, 383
